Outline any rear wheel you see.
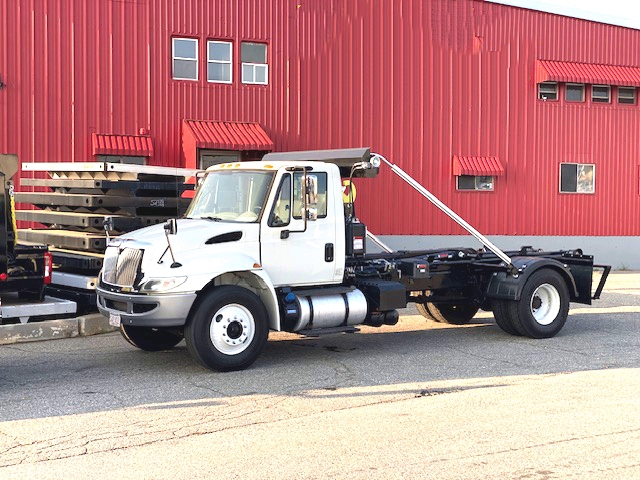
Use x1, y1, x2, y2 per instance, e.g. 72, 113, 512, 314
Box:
415, 302, 436, 321
496, 269, 570, 339
426, 303, 478, 325
185, 286, 269, 372
492, 301, 522, 336
120, 325, 183, 351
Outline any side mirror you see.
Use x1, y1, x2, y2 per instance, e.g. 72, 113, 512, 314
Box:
103, 216, 114, 233
103, 216, 114, 242
164, 218, 178, 235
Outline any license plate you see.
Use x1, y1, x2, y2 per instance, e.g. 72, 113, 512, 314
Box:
109, 313, 121, 327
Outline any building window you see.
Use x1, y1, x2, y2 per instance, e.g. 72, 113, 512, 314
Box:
207, 41, 232, 83
199, 150, 240, 169
172, 38, 198, 81
565, 83, 585, 102
560, 163, 595, 194
592, 85, 610, 103
456, 175, 494, 191
618, 86, 636, 105
241, 42, 268, 85
538, 82, 558, 101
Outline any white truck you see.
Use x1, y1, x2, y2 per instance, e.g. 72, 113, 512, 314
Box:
96, 148, 609, 371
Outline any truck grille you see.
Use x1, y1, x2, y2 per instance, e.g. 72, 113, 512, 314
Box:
102, 247, 143, 287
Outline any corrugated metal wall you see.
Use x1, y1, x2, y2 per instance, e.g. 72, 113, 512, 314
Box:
2, 0, 640, 236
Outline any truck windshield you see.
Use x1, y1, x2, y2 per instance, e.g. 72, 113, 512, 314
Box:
185, 170, 274, 222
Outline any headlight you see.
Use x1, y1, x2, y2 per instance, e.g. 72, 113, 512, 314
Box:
139, 277, 187, 292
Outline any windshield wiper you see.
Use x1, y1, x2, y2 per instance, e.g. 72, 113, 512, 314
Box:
200, 216, 223, 222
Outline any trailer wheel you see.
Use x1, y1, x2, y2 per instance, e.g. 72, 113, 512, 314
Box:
426, 303, 478, 325
415, 302, 436, 321
499, 269, 570, 339
491, 301, 522, 336
185, 286, 269, 372
120, 325, 183, 351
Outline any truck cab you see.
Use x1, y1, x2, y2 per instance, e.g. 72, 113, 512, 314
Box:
97, 152, 369, 371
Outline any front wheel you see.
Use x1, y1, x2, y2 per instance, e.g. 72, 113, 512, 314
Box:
120, 325, 183, 351
497, 269, 570, 339
185, 286, 269, 372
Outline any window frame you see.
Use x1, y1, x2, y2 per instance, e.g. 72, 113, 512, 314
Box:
207, 40, 233, 84
591, 85, 611, 103
565, 83, 585, 102
268, 174, 292, 227
618, 86, 636, 105
292, 172, 328, 219
559, 163, 596, 194
241, 42, 268, 85
172, 37, 199, 81
538, 82, 558, 101
456, 175, 495, 192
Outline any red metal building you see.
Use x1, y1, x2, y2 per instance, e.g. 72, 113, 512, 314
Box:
2, 0, 640, 241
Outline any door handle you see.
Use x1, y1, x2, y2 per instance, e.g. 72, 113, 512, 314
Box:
325, 243, 334, 262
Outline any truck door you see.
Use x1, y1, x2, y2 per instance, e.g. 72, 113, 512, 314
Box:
260, 171, 339, 287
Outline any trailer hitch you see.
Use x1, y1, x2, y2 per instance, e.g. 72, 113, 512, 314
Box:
367, 153, 519, 275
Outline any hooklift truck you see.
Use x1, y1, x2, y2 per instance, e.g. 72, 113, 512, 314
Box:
96, 148, 610, 371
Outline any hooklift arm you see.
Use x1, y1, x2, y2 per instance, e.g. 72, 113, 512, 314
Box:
368, 153, 518, 274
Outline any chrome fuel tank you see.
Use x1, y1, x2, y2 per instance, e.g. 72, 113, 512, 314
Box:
290, 289, 368, 331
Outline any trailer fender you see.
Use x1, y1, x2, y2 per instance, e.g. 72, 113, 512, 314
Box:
485, 257, 578, 302
193, 270, 281, 331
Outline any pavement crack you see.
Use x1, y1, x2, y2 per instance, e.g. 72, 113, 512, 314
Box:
431, 427, 640, 464
443, 344, 528, 368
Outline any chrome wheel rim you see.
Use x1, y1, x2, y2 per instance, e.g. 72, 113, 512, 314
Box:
209, 303, 255, 355
530, 283, 561, 326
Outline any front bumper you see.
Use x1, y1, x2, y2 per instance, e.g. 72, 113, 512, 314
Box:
96, 286, 197, 327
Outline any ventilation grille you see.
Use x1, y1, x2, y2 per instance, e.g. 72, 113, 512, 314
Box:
103, 247, 143, 287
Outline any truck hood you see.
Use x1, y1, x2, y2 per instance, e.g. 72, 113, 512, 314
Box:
110, 219, 257, 257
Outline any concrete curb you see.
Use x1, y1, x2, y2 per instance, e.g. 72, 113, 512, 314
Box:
0, 314, 117, 345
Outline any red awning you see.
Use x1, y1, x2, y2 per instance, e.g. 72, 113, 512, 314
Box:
452, 156, 504, 176
182, 120, 274, 151
536, 60, 640, 87
92, 133, 154, 156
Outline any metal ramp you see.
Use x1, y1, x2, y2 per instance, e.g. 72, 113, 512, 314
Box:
0, 295, 77, 324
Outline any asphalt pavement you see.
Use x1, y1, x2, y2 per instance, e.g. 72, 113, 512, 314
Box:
0, 272, 639, 479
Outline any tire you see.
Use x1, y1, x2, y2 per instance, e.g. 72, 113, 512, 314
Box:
120, 325, 183, 351
426, 303, 478, 325
492, 300, 522, 336
184, 286, 269, 372
497, 269, 570, 339
415, 302, 436, 321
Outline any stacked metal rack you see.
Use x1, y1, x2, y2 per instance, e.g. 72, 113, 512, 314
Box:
15, 162, 199, 313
